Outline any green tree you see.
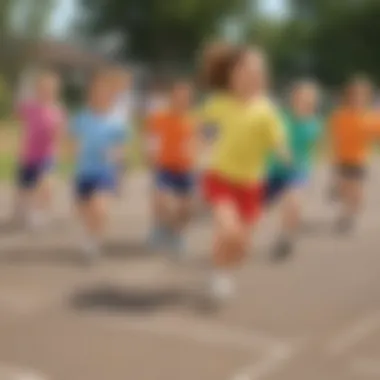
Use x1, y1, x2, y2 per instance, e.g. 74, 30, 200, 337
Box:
0, 0, 14, 37
80, 0, 248, 66
313, 0, 380, 85
18, 0, 56, 38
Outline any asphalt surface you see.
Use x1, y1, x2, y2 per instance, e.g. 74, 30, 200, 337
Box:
1, 164, 380, 380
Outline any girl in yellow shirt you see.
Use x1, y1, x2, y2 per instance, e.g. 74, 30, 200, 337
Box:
199, 43, 288, 301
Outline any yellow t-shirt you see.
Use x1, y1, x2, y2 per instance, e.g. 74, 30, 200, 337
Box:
199, 94, 284, 184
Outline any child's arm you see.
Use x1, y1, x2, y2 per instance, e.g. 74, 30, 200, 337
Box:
265, 106, 291, 165
142, 115, 159, 167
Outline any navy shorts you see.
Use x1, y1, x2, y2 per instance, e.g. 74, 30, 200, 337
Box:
17, 159, 54, 189
265, 170, 309, 205
75, 172, 117, 201
155, 169, 194, 196
336, 164, 366, 181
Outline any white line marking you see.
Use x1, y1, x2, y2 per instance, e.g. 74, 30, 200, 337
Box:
0, 364, 48, 380
327, 311, 380, 356
231, 345, 294, 380
351, 358, 380, 376
94, 315, 299, 379
230, 338, 308, 380
98, 315, 288, 351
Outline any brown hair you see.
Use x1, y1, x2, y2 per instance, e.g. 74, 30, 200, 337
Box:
343, 74, 372, 102
200, 42, 248, 91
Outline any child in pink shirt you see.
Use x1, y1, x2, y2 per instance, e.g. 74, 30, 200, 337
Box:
14, 70, 65, 229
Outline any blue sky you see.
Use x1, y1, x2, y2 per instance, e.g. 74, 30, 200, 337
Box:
49, 0, 286, 36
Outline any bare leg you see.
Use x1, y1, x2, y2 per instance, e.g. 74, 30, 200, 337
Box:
77, 192, 110, 259
209, 200, 250, 300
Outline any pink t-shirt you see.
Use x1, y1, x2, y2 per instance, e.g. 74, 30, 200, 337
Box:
17, 101, 64, 164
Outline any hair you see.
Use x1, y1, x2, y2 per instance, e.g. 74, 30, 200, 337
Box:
343, 74, 372, 102
289, 78, 320, 98
199, 42, 248, 91
34, 67, 59, 84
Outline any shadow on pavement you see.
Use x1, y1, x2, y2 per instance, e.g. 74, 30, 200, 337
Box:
70, 284, 188, 314
70, 282, 219, 315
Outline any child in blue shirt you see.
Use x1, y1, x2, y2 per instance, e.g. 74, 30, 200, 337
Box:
70, 71, 126, 260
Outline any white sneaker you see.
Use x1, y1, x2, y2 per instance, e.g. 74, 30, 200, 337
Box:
209, 272, 236, 302
80, 236, 102, 264
26, 211, 48, 232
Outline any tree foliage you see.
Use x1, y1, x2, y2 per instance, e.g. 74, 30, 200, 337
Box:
80, 0, 247, 66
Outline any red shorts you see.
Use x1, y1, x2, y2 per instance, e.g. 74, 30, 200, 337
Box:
202, 172, 263, 224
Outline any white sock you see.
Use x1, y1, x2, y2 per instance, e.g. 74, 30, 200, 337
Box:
210, 270, 235, 299
27, 209, 48, 230
80, 227, 102, 256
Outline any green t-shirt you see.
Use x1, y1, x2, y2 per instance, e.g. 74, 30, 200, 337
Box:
269, 111, 322, 177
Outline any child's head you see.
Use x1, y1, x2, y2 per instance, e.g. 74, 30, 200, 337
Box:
108, 66, 132, 96
289, 80, 320, 117
343, 75, 373, 109
87, 70, 117, 113
201, 42, 267, 98
169, 79, 194, 112
34, 69, 61, 103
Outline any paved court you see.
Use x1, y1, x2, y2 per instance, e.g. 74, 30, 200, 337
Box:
1, 163, 380, 380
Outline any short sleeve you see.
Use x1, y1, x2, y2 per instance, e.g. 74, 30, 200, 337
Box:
310, 119, 323, 141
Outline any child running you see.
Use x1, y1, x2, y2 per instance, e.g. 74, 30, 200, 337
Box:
13, 69, 65, 230
265, 80, 322, 261
199, 43, 288, 301
145, 79, 195, 259
329, 76, 378, 233
107, 67, 134, 194
70, 71, 126, 261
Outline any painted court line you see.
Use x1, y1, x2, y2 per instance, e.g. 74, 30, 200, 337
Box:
97, 316, 298, 379
327, 311, 380, 356
96, 315, 289, 352
0, 364, 48, 380
231, 345, 295, 380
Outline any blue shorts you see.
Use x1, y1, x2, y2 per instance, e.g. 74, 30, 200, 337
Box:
17, 158, 54, 189
75, 172, 117, 201
265, 171, 309, 205
155, 169, 194, 196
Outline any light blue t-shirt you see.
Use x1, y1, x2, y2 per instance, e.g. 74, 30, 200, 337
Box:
71, 109, 126, 177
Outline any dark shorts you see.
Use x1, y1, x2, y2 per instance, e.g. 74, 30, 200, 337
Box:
265, 170, 309, 205
75, 172, 117, 201
336, 164, 366, 181
17, 158, 54, 189
155, 169, 194, 196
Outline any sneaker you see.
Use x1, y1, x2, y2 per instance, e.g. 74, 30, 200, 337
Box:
272, 238, 294, 262
208, 272, 236, 302
26, 211, 49, 232
147, 226, 168, 250
80, 237, 102, 265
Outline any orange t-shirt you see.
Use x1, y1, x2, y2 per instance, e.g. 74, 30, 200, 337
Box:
147, 110, 195, 172
330, 108, 380, 165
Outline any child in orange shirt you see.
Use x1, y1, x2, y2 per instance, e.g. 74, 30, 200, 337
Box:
330, 76, 377, 232
145, 80, 195, 258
